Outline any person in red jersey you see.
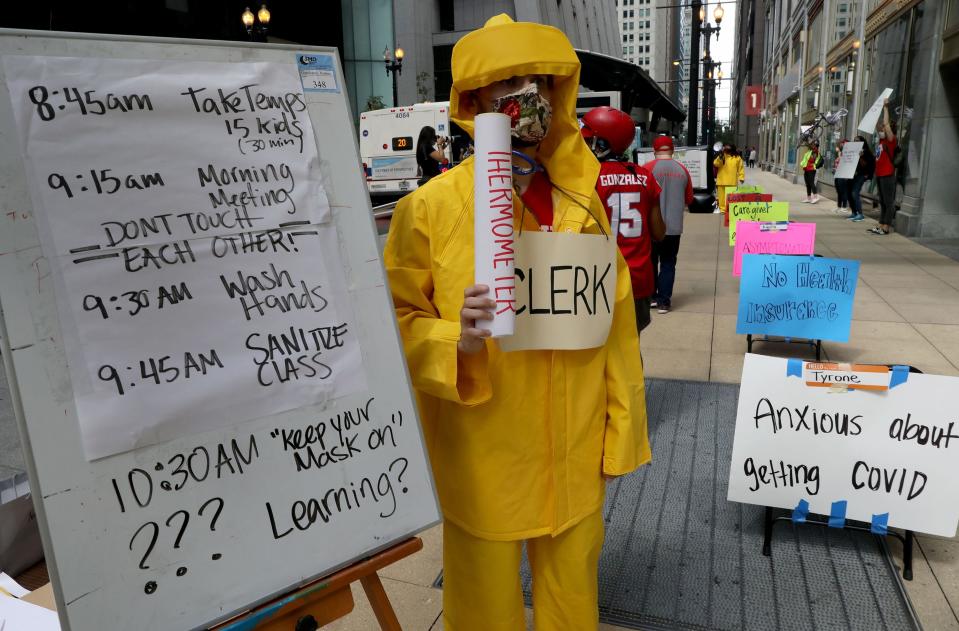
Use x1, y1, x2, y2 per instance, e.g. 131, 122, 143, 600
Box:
581, 106, 665, 331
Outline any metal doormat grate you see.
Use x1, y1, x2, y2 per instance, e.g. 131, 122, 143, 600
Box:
435, 379, 920, 631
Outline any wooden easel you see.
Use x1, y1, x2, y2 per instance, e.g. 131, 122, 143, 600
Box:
212, 537, 424, 631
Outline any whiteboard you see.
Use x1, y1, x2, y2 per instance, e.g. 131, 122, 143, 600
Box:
0, 30, 439, 630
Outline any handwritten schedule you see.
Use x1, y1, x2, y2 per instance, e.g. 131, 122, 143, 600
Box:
4, 56, 366, 460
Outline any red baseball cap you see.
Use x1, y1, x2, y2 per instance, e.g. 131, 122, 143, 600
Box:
652, 135, 674, 151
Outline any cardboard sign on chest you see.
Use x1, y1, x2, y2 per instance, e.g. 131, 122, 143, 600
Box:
499, 231, 616, 352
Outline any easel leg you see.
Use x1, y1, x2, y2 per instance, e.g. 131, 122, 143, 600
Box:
903, 530, 914, 581
815, 340, 822, 361
762, 506, 773, 557
747, 334, 753, 353
360, 572, 402, 631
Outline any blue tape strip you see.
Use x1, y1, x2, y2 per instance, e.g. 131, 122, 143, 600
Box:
792, 499, 810, 524
829, 500, 848, 528
871, 513, 889, 535
787, 358, 803, 378
890, 365, 910, 389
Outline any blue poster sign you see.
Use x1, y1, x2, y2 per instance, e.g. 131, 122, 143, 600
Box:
736, 254, 860, 342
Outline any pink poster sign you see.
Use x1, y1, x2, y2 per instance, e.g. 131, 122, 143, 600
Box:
732, 221, 817, 276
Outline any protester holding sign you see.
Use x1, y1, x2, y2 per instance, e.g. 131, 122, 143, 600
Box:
582, 106, 665, 327
869, 99, 898, 235
385, 15, 650, 630
713, 143, 746, 215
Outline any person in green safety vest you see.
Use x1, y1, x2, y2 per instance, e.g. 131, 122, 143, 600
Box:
800, 141, 824, 203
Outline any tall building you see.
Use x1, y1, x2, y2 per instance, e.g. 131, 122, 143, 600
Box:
730, 0, 767, 151
754, 0, 959, 238
677, 6, 692, 114
390, 0, 622, 110
616, 0, 674, 84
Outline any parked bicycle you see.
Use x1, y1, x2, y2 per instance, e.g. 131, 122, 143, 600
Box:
799, 108, 848, 145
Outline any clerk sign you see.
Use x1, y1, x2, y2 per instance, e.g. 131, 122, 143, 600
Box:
745, 85, 763, 116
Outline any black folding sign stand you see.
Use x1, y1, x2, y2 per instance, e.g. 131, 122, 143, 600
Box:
761, 506, 915, 580
746, 334, 823, 361
758, 364, 925, 581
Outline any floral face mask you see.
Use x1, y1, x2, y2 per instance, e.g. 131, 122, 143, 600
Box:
492, 83, 552, 147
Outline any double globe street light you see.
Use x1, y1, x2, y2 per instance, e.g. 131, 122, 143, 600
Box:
383, 46, 405, 107
241, 5, 271, 42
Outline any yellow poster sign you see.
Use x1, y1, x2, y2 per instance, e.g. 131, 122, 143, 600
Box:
728, 201, 789, 245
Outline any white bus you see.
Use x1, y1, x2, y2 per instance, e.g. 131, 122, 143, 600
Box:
359, 101, 462, 199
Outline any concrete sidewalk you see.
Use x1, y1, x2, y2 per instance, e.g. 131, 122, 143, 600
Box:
333, 168, 959, 629
645, 168, 959, 631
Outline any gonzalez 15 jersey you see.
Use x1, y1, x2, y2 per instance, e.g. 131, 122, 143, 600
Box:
595, 161, 661, 298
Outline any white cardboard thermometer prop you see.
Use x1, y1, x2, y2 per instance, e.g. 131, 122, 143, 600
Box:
473, 112, 516, 337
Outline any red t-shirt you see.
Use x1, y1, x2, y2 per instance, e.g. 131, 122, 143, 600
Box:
875, 137, 897, 178
595, 161, 661, 298
519, 171, 554, 231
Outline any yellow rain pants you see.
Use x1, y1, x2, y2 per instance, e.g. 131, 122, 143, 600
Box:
442, 508, 604, 631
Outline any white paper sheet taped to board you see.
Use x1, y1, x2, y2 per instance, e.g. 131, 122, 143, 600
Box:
3, 56, 366, 460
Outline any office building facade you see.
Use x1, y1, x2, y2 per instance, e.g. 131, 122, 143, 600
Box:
731, 0, 767, 152
617, 0, 676, 87
751, 0, 959, 237
388, 0, 621, 107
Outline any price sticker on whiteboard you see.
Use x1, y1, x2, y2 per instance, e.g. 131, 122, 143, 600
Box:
296, 52, 340, 93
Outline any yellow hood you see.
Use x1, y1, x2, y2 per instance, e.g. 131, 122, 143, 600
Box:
450, 14, 599, 202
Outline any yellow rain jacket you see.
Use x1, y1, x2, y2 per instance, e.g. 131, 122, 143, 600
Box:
713, 153, 745, 186
384, 14, 650, 542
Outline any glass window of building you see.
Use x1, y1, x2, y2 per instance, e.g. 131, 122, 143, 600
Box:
806, 10, 823, 69
830, 1, 860, 44
859, 0, 935, 191
948, 0, 959, 31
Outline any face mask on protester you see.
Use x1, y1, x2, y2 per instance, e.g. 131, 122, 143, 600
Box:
492, 83, 553, 147
878, 131, 886, 139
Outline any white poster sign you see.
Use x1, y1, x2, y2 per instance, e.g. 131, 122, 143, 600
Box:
834, 141, 863, 180
728, 354, 959, 537
857, 88, 894, 134
4, 56, 366, 460
639, 147, 706, 189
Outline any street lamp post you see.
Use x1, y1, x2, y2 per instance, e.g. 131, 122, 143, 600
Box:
688, 0, 702, 146
241, 4, 271, 42
695, 2, 723, 196
383, 46, 405, 107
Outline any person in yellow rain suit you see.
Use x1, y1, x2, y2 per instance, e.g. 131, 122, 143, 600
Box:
713, 143, 746, 214
384, 14, 650, 631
